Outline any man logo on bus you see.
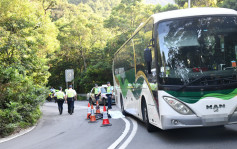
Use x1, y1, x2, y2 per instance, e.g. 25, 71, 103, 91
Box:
206, 104, 225, 112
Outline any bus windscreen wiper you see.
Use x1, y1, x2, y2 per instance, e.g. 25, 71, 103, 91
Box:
176, 75, 208, 91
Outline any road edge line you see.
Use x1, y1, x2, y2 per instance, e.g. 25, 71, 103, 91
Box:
107, 117, 130, 149
0, 126, 36, 144
118, 117, 138, 149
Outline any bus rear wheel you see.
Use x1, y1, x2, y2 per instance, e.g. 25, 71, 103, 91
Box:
142, 99, 157, 132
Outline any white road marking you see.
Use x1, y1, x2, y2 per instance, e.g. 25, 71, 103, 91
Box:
107, 118, 130, 149
119, 117, 138, 149
0, 126, 36, 144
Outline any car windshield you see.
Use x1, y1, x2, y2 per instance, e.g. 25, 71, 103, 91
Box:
157, 16, 237, 91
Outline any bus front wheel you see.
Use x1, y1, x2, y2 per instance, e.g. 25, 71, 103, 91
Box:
142, 99, 157, 132
120, 95, 127, 116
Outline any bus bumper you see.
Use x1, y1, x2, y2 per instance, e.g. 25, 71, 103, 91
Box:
161, 112, 237, 130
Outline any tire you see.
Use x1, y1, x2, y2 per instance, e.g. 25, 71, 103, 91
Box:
142, 99, 157, 132
120, 95, 127, 116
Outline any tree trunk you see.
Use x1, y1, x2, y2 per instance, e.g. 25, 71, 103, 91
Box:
80, 49, 87, 71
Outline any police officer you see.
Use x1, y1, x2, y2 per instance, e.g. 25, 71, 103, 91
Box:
55, 87, 65, 115
94, 84, 101, 102
65, 88, 68, 94
65, 85, 77, 115
106, 82, 113, 109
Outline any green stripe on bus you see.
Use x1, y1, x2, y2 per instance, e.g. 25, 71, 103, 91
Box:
115, 68, 144, 99
166, 88, 237, 104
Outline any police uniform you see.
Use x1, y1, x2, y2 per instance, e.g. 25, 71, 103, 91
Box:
94, 87, 101, 101
106, 84, 113, 109
56, 90, 65, 115
66, 88, 77, 115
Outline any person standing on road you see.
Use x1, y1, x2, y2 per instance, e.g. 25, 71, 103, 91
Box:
65, 85, 77, 115
106, 82, 113, 109
50, 87, 55, 93
65, 87, 68, 94
56, 87, 65, 115
94, 84, 101, 102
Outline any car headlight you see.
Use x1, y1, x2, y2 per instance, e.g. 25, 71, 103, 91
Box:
163, 96, 193, 115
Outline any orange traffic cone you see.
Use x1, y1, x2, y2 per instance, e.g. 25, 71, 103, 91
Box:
86, 103, 91, 120
95, 100, 100, 114
101, 106, 112, 127
88, 104, 97, 123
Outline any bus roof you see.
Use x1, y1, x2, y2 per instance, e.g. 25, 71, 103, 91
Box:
152, 7, 237, 23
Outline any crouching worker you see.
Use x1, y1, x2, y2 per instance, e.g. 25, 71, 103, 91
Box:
94, 84, 101, 102
56, 87, 65, 115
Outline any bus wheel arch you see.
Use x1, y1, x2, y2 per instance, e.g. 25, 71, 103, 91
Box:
120, 94, 127, 116
141, 96, 157, 132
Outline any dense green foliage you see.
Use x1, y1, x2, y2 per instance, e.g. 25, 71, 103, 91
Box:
0, 0, 58, 137
221, 0, 237, 10
44, 0, 237, 93
68, 0, 121, 17
0, 0, 235, 137
48, 0, 180, 93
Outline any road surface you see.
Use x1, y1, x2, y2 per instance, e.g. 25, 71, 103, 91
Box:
1, 101, 237, 149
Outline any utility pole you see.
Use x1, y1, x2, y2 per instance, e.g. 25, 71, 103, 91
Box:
188, 0, 191, 8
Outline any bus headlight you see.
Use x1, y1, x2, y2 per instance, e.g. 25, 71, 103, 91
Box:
163, 96, 193, 115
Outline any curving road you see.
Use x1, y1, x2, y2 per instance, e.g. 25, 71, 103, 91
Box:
0, 101, 125, 149
1, 101, 237, 149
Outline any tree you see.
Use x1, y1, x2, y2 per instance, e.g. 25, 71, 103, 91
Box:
104, 0, 148, 34
0, 0, 59, 136
48, 2, 113, 92
67, 0, 121, 18
175, 0, 218, 8
221, 0, 237, 10
160, 3, 179, 12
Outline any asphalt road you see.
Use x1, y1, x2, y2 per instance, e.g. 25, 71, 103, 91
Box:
128, 120, 237, 149
0, 101, 125, 149
1, 101, 237, 149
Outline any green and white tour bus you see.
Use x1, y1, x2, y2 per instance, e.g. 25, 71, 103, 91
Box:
113, 8, 237, 131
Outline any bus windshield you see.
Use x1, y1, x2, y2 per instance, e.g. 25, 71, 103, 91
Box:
157, 16, 237, 91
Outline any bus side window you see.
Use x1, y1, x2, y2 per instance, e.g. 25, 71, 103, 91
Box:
134, 18, 156, 84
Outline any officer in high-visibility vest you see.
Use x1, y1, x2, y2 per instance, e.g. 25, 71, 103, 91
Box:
65, 88, 68, 94
56, 87, 65, 115
106, 82, 113, 109
54, 89, 59, 103
94, 84, 101, 102
65, 85, 77, 115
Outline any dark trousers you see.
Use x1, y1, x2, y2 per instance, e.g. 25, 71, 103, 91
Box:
67, 98, 74, 114
106, 94, 112, 109
57, 99, 64, 114
95, 94, 100, 101
72, 100, 74, 113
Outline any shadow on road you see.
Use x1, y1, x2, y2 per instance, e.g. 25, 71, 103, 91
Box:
130, 115, 237, 143
157, 125, 237, 143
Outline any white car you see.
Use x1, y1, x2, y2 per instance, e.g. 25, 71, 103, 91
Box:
87, 85, 115, 105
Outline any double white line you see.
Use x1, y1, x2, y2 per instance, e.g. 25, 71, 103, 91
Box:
108, 117, 138, 149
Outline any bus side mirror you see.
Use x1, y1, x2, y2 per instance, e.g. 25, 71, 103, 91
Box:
144, 48, 152, 62
144, 48, 152, 74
